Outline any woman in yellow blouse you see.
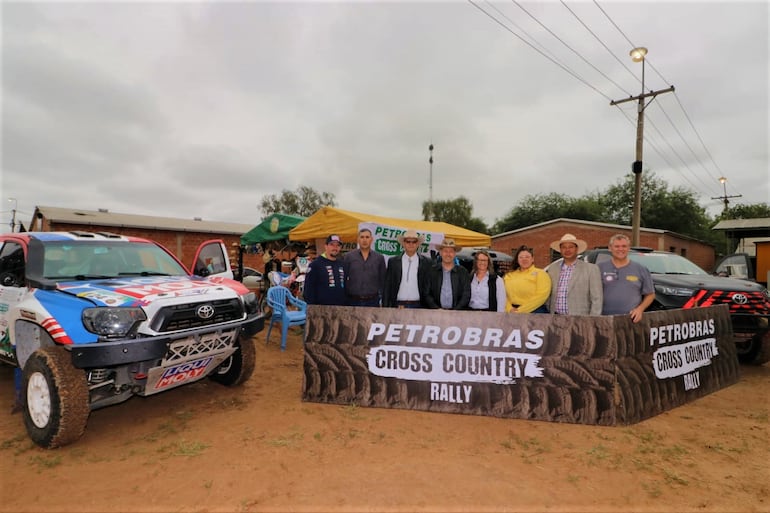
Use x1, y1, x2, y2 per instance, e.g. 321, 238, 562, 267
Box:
503, 245, 551, 313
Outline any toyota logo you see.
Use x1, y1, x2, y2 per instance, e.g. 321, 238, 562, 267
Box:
731, 293, 749, 305
196, 304, 215, 319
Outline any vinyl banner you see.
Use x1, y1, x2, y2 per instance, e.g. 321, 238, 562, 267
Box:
302, 305, 739, 425
358, 222, 442, 261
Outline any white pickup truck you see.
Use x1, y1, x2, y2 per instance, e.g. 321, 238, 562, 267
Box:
0, 231, 263, 448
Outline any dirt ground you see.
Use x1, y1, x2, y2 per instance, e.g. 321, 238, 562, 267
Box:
1, 329, 768, 513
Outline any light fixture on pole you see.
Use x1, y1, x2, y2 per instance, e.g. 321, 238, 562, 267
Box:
8, 197, 17, 233
610, 47, 674, 246
711, 176, 742, 214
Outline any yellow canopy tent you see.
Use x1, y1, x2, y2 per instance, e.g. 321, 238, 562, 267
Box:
288, 206, 491, 247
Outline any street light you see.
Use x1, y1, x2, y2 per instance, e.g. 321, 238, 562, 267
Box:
611, 47, 674, 246
629, 46, 647, 247
8, 197, 17, 233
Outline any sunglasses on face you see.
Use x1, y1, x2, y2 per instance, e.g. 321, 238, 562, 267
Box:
404, 239, 419, 243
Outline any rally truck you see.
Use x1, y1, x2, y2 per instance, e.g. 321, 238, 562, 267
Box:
0, 231, 264, 448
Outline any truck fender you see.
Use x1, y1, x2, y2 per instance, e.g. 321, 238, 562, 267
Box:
14, 321, 55, 369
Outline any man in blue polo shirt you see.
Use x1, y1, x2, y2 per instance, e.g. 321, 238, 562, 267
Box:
597, 234, 655, 323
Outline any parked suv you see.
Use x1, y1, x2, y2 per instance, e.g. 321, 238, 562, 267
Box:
0, 232, 264, 448
581, 248, 770, 365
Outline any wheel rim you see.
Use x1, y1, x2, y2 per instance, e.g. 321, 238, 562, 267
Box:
216, 356, 233, 375
27, 371, 52, 428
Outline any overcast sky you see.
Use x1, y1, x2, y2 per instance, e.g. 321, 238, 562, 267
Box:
2, 1, 768, 233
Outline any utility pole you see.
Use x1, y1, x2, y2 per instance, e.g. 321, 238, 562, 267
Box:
711, 176, 741, 214
610, 47, 674, 246
8, 198, 17, 233
428, 143, 434, 221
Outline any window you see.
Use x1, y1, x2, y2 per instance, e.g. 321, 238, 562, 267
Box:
0, 242, 25, 287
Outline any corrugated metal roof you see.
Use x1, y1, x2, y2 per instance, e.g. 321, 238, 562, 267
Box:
35, 206, 254, 235
712, 218, 770, 231
492, 218, 665, 239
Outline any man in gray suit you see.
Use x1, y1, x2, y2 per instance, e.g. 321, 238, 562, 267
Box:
546, 234, 603, 315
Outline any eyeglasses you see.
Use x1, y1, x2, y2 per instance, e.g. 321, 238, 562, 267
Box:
404, 239, 419, 243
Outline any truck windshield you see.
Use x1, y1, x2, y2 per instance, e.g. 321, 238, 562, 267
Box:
629, 253, 708, 275
43, 241, 187, 280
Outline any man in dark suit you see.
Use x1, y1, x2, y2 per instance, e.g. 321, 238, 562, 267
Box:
382, 229, 432, 308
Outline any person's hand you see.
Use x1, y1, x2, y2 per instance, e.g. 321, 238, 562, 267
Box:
629, 306, 644, 323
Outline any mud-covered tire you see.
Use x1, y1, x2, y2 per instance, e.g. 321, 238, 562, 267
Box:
737, 331, 770, 366
209, 334, 256, 386
22, 346, 90, 449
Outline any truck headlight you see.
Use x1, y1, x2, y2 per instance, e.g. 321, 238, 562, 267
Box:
82, 308, 146, 337
242, 292, 258, 314
655, 285, 695, 297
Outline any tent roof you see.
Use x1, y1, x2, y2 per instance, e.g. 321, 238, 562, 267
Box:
240, 213, 306, 245
288, 206, 491, 247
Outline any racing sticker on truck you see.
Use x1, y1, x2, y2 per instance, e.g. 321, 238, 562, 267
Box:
154, 357, 213, 390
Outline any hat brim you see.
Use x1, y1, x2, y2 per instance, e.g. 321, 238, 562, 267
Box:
550, 239, 587, 254
437, 244, 462, 252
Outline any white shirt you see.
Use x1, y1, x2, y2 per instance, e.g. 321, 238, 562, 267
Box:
469, 272, 506, 312
397, 253, 421, 301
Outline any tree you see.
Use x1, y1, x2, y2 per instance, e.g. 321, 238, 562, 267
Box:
259, 186, 336, 217
422, 197, 489, 234
717, 202, 770, 221
492, 193, 604, 234
598, 172, 714, 241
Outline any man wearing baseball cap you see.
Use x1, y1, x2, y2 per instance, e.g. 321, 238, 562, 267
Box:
304, 234, 347, 306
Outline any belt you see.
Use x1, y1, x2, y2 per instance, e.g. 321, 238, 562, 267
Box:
397, 300, 421, 306
350, 294, 379, 301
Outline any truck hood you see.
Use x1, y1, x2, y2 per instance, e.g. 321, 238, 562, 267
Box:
652, 273, 767, 293
55, 275, 248, 307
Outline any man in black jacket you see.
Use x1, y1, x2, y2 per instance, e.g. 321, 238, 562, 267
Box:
382, 229, 432, 308
424, 239, 471, 310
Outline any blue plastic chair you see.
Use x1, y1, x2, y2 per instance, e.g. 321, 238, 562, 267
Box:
265, 286, 307, 351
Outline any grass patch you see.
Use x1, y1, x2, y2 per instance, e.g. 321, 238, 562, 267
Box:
341, 403, 363, 420
30, 454, 62, 470
641, 480, 663, 498
267, 430, 304, 447
173, 440, 209, 456
662, 467, 689, 486
0, 433, 27, 451
586, 444, 611, 465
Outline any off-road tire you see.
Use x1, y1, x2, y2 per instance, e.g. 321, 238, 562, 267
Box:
737, 331, 770, 366
209, 334, 256, 386
22, 346, 90, 449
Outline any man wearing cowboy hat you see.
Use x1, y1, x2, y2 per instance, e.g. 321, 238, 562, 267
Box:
424, 238, 471, 310
546, 233, 603, 316
383, 229, 432, 308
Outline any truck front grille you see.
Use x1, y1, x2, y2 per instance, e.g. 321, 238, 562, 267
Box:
150, 299, 244, 333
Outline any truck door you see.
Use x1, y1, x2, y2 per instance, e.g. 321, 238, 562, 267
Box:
713, 253, 754, 281
191, 240, 233, 279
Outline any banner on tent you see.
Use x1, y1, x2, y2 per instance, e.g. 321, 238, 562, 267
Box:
302, 305, 739, 426
358, 222, 443, 261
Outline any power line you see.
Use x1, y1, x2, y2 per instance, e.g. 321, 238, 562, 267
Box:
466, 0, 614, 102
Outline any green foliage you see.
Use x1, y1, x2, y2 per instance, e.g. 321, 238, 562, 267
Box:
422, 196, 489, 233
492, 193, 604, 234
259, 186, 336, 217
717, 202, 770, 221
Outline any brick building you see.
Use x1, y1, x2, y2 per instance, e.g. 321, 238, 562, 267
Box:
28, 206, 264, 271
491, 218, 716, 271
